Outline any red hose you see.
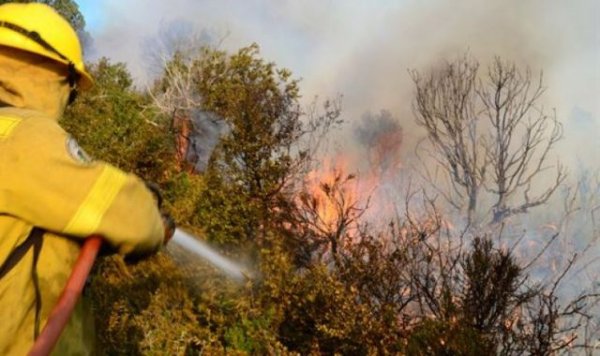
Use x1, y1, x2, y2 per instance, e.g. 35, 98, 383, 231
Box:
28, 235, 103, 356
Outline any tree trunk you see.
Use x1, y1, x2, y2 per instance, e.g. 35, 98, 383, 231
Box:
173, 112, 192, 172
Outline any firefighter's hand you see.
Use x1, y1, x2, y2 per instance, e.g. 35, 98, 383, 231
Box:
124, 212, 174, 264
162, 212, 175, 245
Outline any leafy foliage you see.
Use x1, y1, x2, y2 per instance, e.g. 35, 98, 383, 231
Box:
63, 58, 176, 181
52, 42, 598, 354
194, 44, 305, 248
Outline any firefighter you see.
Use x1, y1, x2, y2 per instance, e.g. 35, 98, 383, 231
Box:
0, 3, 169, 354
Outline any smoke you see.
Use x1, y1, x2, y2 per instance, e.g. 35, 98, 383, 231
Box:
83, 0, 598, 168
141, 20, 216, 78
353, 110, 403, 174
187, 110, 229, 172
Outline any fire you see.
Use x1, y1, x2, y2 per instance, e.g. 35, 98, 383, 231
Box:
304, 157, 362, 235
302, 152, 398, 237
296, 122, 404, 257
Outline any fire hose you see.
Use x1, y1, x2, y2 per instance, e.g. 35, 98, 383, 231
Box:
28, 235, 103, 356
28, 183, 173, 355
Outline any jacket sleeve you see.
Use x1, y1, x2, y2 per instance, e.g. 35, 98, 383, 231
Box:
0, 116, 165, 256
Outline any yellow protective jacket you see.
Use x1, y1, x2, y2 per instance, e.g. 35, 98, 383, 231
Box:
0, 49, 165, 355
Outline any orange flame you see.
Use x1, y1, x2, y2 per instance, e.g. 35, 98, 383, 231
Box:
303, 151, 399, 236
304, 157, 361, 234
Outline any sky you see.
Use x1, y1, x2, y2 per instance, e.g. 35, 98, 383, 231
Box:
75, 0, 599, 171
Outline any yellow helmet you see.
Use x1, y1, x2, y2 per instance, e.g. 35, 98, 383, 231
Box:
0, 2, 93, 89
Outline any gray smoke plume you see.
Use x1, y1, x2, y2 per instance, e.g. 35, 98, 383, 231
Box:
187, 110, 229, 173
80, 0, 599, 203
86, 1, 598, 132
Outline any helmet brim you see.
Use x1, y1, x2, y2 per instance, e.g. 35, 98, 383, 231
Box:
76, 65, 93, 90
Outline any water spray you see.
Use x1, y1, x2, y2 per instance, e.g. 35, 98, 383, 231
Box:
171, 228, 252, 282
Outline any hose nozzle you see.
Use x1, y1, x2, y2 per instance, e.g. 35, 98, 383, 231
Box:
162, 213, 176, 245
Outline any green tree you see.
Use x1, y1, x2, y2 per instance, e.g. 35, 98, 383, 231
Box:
176, 44, 341, 249
63, 47, 336, 354
62, 58, 175, 181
